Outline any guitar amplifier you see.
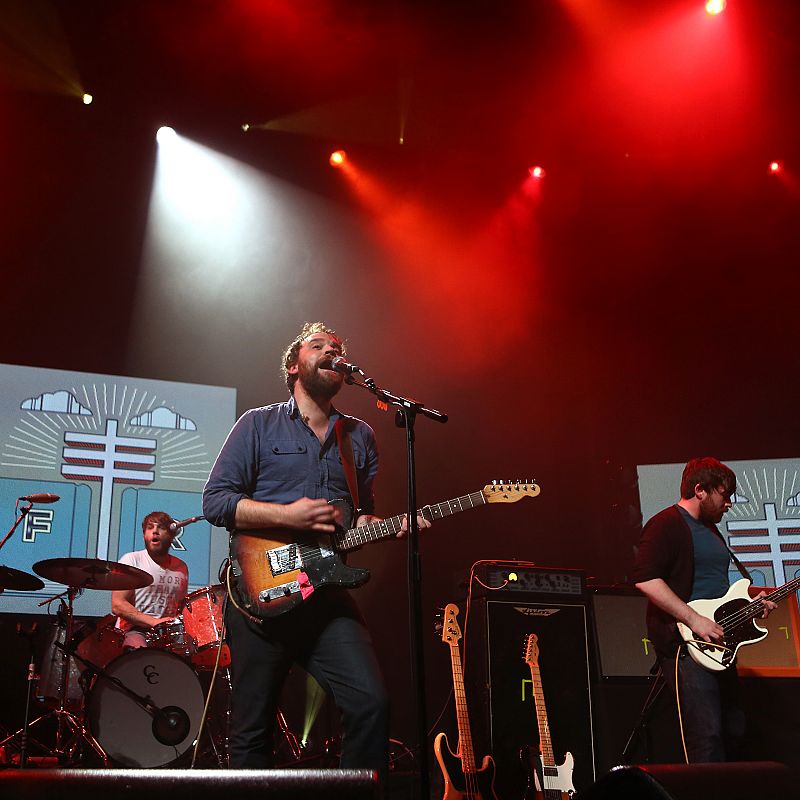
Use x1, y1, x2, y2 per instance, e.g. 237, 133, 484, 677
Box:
477, 563, 586, 598
466, 571, 596, 800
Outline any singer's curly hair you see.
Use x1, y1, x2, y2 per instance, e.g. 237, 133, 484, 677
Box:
679, 457, 736, 500
141, 511, 176, 534
281, 321, 345, 395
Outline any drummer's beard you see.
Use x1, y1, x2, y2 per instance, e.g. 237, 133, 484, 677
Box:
146, 537, 172, 559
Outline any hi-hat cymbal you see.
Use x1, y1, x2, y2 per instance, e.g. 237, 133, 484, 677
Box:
0, 565, 45, 591
33, 558, 154, 590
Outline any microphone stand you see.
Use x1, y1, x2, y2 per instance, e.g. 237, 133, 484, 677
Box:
344, 370, 447, 800
0, 500, 33, 552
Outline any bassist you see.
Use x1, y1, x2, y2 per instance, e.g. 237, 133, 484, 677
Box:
633, 457, 775, 762
202, 321, 430, 776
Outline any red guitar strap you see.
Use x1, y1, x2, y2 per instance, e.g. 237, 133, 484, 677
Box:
334, 417, 360, 513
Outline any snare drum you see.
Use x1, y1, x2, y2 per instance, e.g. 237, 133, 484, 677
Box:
148, 618, 195, 659
182, 585, 231, 670
86, 649, 204, 767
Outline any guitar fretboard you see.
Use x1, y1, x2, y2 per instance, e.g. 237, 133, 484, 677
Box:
721, 576, 800, 631
449, 636, 478, 774
335, 491, 487, 552
528, 662, 557, 769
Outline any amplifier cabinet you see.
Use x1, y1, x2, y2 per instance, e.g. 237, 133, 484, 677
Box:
467, 596, 596, 800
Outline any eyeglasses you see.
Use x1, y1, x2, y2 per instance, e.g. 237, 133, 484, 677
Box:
713, 486, 732, 503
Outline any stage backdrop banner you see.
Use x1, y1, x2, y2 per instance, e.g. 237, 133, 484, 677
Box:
0, 363, 235, 616
638, 458, 800, 592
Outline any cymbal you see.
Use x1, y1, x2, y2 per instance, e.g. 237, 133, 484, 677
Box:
33, 558, 154, 590
0, 565, 45, 591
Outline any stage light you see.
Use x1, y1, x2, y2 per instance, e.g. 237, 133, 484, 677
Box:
241, 123, 250, 132
156, 126, 177, 144
705, 0, 726, 15
329, 150, 346, 168
528, 166, 545, 179
769, 161, 782, 174
82, 93, 93, 105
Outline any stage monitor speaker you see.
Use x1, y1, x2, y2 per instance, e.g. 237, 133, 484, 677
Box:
471, 597, 595, 800
576, 761, 795, 800
0, 769, 379, 800
591, 589, 654, 678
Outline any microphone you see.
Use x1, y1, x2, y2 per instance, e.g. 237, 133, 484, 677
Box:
169, 515, 205, 532
18, 494, 60, 504
329, 356, 364, 376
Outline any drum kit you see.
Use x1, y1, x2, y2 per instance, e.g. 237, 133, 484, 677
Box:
0, 558, 233, 769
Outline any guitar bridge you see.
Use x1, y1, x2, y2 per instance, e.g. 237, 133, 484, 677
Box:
268, 543, 302, 576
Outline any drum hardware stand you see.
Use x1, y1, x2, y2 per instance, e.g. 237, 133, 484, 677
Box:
276, 706, 303, 761
0, 597, 110, 767
0, 624, 48, 767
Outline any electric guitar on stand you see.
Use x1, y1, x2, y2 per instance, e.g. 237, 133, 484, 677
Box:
434, 604, 498, 800
229, 481, 540, 621
521, 633, 575, 800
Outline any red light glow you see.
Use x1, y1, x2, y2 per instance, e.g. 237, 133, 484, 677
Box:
705, 0, 726, 15
769, 161, 782, 174
529, 166, 546, 179
329, 150, 346, 167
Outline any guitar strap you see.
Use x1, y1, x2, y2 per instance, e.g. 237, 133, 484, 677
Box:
713, 525, 752, 581
334, 417, 360, 513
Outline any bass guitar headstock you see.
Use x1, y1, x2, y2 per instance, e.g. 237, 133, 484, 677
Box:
441, 603, 463, 645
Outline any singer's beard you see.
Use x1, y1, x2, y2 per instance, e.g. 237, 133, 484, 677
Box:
298, 362, 342, 401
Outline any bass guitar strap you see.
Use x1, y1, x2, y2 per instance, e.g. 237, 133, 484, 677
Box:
713, 525, 752, 582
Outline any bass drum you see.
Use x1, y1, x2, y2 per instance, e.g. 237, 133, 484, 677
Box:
86, 649, 204, 767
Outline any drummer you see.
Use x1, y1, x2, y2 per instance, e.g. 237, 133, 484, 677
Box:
111, 511, 189, 649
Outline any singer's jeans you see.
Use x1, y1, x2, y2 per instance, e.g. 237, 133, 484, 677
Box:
659, 650, 745, 762
225, 590, 389, 777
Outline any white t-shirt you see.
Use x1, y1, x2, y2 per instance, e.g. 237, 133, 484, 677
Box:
115, 549, 189, 631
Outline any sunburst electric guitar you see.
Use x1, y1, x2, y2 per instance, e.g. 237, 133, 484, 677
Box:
677, 576, 800, 671
229, 481, 539, 621
434, 603, 498, 800
521, 634, 575, 800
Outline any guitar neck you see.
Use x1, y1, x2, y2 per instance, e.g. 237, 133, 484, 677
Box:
528, 663, 557, 769
728, 576, 800, 628
335, 491, 487, 552
764, 576, 800, 606
450, 639, 478, 773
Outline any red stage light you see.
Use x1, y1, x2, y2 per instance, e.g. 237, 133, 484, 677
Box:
529, 166, 545, 179
769, 161, 782, 174
705, 0, 726, 15
329, 150, 346, 167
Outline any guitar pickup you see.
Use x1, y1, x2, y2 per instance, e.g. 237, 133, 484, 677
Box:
259, 581, 301, 602
267, 543, 302, 576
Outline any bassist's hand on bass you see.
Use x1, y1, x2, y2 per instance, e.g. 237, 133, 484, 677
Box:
687, 610, 724, 643
753, 591, 778, 619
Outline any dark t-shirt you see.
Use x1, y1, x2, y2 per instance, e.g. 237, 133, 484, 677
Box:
680, 506, 730, 602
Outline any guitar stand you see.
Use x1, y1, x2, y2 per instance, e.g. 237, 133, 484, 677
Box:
620, 664, 666, 764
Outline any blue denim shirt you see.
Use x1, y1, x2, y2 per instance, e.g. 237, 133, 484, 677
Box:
202, 396, 378, 531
